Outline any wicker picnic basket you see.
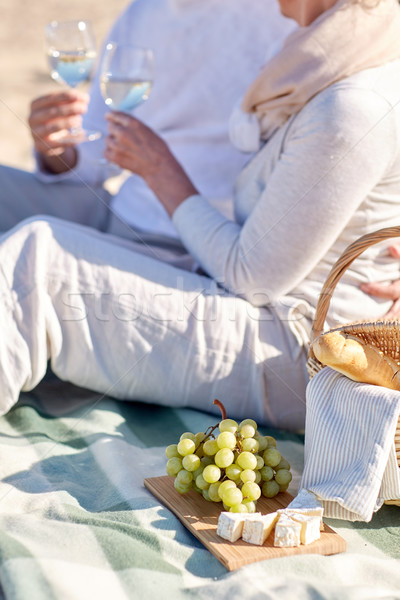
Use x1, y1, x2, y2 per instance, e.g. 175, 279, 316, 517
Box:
307, 225, 400, 506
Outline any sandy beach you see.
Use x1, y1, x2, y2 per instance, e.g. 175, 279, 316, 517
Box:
0, 0, 128, 170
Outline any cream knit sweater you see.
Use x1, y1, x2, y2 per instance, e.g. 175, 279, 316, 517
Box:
173, 60, 400, 335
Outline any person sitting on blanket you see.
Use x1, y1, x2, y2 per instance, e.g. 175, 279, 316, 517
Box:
0, 0, 399, 433
0, 0, 294, 239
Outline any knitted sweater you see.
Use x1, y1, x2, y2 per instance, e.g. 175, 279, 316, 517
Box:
173, 60, 400, 333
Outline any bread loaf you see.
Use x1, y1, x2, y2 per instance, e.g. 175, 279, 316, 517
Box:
311, 330, 400, 391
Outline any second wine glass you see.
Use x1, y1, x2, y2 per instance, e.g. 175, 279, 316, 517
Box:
100, 42, 154, 113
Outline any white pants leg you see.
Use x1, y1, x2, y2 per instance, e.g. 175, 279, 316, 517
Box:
0, 217, 308, 431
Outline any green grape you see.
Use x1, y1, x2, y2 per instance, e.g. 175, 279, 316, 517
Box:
276, 457, 291, 471
254, 470, 262, 484
236, 451, 257, 470
241, 438, 259, 453
278, 483, 289, 493
202, 464, 221, 484
174, 478, 192, 494
203, 439, 219, 456
260, 465, 274, 481
230, 503, 248, 513
195, 446, 204, 459
195, 474, 210, 491
182, 453, 201, 472
222, 486, 243, 507
215, 448, 234, 468
240, 424, 256, 438
225, 464, 242, 481
195, 432, 206, 445
242, 499, 257, 513
166, 457, 183, 476
219, 418, 238, 434
262, 479, 280, 498
208, 482, 222, 502
192, 465, 204, 479
176, 469, 193, 485
201, 456, 214, 467
254, 434, 268, 452
241, 481, 261, 501
202, 489, 211, 502
192, 484, 203, 494
265, 435, 277, 447
274, 468, 292, 486
263, 447, 281, 467
180, 432, 196, 442
239, 418, 257, 431
218, 479, 236, 500
177, 438, 196, 456
216, 431, 236, 450
165, 444, 179, 459
240, 469, 256, 484
255, 455, 264, 470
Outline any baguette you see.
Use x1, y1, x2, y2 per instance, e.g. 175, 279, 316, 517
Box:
311, 330, 400, 391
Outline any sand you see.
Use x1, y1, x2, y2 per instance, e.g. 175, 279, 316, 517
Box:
0, 0, 128, 170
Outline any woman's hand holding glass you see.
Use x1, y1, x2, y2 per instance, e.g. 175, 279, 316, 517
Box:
104, 112, 198, 216
98, 43, 154, 166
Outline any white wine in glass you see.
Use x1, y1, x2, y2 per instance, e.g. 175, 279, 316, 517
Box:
45, 20, 100, 142
98, 43, 154, 165
100, 43, 154, 112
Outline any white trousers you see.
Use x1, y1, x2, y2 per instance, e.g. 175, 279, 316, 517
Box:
0, 167, 309, 431
0, 166, 307, 429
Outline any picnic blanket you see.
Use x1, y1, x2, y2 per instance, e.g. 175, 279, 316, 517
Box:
0, 374, 399, 600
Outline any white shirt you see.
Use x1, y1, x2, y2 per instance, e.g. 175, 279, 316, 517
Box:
36, 0, 295, 237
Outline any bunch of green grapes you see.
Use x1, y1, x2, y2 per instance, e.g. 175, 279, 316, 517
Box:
165, 410, 292, 513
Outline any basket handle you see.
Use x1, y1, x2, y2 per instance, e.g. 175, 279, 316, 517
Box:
310, 225, 400, 344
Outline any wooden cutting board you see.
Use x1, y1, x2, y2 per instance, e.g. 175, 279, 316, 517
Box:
144, 475, 347, 571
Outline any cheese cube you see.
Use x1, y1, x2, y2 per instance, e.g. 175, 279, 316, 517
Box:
242, 512, 279, 545
274, 514, 301, 547
285, 489, 324, 530
216, 512, 248, 542
288, 513, 321, 545
278, 507, 324, 531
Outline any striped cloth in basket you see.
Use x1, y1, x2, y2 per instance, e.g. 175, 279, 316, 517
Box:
299, 367, 400, 522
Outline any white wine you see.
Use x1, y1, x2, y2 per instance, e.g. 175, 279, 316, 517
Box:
100, 76, 152, 111
48, 49, 96, 88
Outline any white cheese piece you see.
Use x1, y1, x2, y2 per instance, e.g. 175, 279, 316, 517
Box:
287, 513, 321, 545
278, 507, 324, 531
216, 512, 248, 542
285, 489, 325, 530
242, 512, 279, 546
274, 514, 301, 548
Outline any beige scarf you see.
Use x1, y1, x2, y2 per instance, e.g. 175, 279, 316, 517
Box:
230, 0, 400, 151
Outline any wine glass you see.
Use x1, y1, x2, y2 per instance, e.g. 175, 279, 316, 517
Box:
45, 19, 101, 143
100, 42, 154, 113
97, 42, 154, 166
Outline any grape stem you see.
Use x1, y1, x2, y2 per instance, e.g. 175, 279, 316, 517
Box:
213, 398, 226, 420
193, 399, 227, 452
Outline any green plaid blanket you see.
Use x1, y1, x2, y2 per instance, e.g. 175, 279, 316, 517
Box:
0, 377, 399, 600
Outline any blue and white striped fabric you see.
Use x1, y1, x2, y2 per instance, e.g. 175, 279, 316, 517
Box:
300, 367, 400, 522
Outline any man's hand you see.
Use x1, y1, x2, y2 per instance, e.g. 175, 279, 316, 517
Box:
28, 90, 89, 173
361, 244, 400, 319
